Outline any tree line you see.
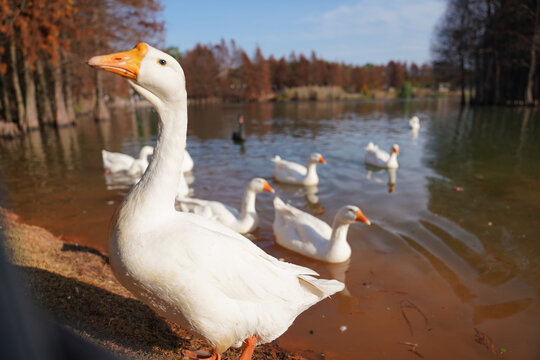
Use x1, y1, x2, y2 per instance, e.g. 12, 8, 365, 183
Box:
176, 39, 433, 103
1, 0, 436, 139
0, 0, 163, 137
432, 0, 539, 106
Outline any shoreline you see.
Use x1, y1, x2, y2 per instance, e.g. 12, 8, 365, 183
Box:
0, 208, 307, 360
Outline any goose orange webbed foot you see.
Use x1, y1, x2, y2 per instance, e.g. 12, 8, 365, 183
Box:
182, 349, 221, 360
238, 335, 258, 360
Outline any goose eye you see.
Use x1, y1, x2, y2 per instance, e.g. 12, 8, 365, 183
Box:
158, 59, 167, 66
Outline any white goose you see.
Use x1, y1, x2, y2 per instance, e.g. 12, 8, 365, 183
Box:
102, 145, 153, 175
88, 43, 343, 360
182, 149, 194, 172
174, 171, 192, 200
272, 153, 326, 186
273, 197, 370, 263
364, 142, 399, 169
176, 178, 274, 234
409, 115, 420, 130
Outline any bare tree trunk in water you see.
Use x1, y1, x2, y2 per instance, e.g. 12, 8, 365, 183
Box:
9, 39, 26, 130
35, 59, 54, 125
526, 0, 539, 104
61, 50, 76, 123
22, 51, 40, 130
460, 54, 466, 106
494, 53, 501, 104
91, 9, 110, 123
485, 54, 494, 104
52, 60, 71, 127
94, 68, 110, 121
0, 73, 13, 123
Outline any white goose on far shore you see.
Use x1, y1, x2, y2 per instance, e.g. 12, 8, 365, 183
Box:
272, 153, 326, 186
409, 115, 420, 130
273, 197, 371, 263
88, 42, 343, 360
176, 178, 274, 234
364, 142, 399, 169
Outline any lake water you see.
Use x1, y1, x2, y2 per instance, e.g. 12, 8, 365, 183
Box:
1, 99, 539, 359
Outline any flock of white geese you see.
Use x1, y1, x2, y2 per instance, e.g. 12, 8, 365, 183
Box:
91, 43, 421, 360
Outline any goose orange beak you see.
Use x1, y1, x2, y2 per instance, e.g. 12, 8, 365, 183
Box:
319, 155, 327, 164
355, 210, 371, 225
88, 43, 148, 80
263, 181, 275, 193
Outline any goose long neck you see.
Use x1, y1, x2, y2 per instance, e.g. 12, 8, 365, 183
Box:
240, 188, 257, 219
306, 162, 318, 178
388, 152, 398, 167
126, 102, 187, 219
138, 151, 148, 160
327, 218, 351, 250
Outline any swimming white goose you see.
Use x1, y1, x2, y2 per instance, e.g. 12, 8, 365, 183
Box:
409, 115, 420, 130
182, 149, 194, 172
176, 178, 274, 234
88, 43, 343, 360
102, 145, 153, 175
272, 153, 326, 186
273, 197, 370, 263
364, 142, 399, 169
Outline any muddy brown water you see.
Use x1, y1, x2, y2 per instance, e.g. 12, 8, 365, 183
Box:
1, 99, 539, 359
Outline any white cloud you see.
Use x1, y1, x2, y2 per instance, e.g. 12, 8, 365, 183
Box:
302, 0, 445, 38
297, 0, 446, 63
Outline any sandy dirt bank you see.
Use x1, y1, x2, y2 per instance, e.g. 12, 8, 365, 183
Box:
1, 209, 306, 360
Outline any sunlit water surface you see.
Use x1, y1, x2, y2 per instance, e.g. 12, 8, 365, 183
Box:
1, 99, 539, 359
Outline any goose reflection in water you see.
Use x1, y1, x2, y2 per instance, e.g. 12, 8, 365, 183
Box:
366, 166, 397, 193
274, 182, 325, 216
325, 260, 361, 314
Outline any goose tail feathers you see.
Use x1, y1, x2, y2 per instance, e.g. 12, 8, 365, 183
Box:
299, 275, 345, 298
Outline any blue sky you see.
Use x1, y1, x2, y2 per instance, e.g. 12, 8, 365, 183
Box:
163, 0, 446, 66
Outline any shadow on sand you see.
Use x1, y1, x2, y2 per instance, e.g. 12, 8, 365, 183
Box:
15, 265, 188, 356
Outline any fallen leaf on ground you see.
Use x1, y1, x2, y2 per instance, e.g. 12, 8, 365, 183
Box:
474, 328, 498, 355
399, 342, 424, 358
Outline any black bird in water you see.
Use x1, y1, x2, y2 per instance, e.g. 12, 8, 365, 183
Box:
232, 115, 246, 143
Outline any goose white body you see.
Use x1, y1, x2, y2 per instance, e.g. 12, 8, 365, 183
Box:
89, 43, 343, 357
272, 153, 325, 186
364, 142, 399, 169
273, 197, 369, 263
102, 145, 153, 176
177, 178, 272, 234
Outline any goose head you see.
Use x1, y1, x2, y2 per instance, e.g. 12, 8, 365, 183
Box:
335, 205, 371, 226
248, 178, 275, 194
391, 144, 400, 156
308, 153, 327, 165
88, 43, 186, 109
